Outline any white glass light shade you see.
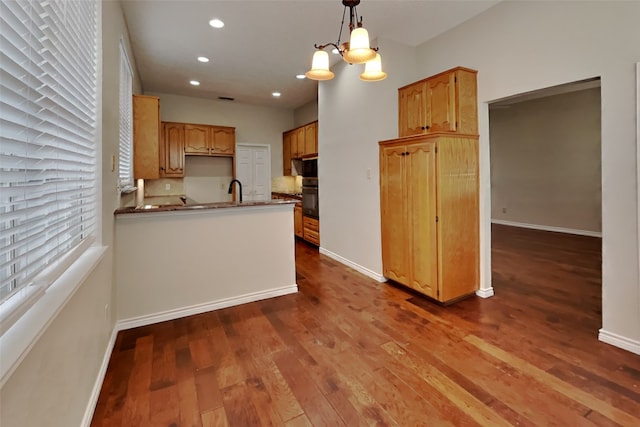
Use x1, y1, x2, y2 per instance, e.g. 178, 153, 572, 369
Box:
343, 27, 376, 64
360, 53, 387, 82
305, 50, 335, 81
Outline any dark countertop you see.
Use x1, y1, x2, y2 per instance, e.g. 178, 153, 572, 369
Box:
114, 199, 297, 215
271, 192, 302, 201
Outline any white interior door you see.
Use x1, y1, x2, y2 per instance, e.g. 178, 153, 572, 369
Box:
236, 144, 271, 201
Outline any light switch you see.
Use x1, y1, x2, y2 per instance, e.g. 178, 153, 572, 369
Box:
111, 155, 116, 172
366, 168, 372, 180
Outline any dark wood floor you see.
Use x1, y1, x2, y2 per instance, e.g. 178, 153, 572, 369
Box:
91, 224, 640, 426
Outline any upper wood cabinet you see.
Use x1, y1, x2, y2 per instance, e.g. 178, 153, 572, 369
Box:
379, 134, 479, 303
211, 126, 235, 155
283, 132, 292, 176
133, 95, 160, 179
304, 122, 318, 155
183, 124, 209, 154
282, 121, 318, 175
160, 122, 185, 178
183, 123, 236, 156
398, 67, 477, 138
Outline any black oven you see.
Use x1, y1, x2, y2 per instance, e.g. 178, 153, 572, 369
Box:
302, 177, 319, 219
301, 157, 318, 178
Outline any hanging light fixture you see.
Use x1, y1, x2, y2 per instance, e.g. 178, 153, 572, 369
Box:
305, 0, 386, 82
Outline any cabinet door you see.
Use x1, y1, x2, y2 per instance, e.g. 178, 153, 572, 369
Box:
283, 132, 292, 175
294, 205, 303, 237
426, 72, 457, 133
290, 129, 299, 159
183, 124, 209, 154
304, 122, 317, 155
133, 95, 160, 179
211, 127, 235, 155
379, 145, 409, 285
398, 82, 428, 137
296, 127, 306, 156
405, 142, 438, 298
160, 123, 184, 177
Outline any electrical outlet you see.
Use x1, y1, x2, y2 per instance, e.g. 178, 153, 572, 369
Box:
220, 182, 225, 190
165, 183, 171, 191
366, 168, 372, 180
111, 155, 116, 172
502, 207, 507, 214
104, 304, 110, 321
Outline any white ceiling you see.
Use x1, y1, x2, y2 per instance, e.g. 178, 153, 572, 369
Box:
121, 0, 499, 110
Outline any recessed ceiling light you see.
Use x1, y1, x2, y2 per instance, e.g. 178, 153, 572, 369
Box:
197, 56, 210, 63
190, 80, 200, 86
272, 92, 281, 97
209, 18, 224, 28
296, 74, 306, 79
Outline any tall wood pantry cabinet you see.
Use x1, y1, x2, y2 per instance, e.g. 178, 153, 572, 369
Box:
379, 134, 479, 303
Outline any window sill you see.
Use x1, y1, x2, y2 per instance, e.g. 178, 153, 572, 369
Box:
0, 246, 107, 387
119, 185, 137, 195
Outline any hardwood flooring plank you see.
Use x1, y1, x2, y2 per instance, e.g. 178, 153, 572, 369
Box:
273, 350, 346, 427
464, 334, 640, 426
92, 229, 640, 427
220, 382, 263, 426
201, 407, 230, 427
381, 340, 512, 427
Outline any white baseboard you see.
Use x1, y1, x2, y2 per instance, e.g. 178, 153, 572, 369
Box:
598, 329, 640, 355
116, 285, 298, 331
491, 219, 602, 238
319, 247, 387, 282
81, 327, 118, 427
476, 287, 495, 298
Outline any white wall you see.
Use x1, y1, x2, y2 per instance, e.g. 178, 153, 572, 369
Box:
319, 1, 640, 352
294, 99, 319, 127
0, 1, 135, 425
148, 92, 294, 177
184, 156, 234, 203
115, 206, 296, 325
490, 87, 602, 234
318, 38, 416, 278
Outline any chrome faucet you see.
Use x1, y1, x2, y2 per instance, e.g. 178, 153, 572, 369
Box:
227, 179, 243, 203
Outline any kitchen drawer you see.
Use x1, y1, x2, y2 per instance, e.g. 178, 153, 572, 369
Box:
304, 229, 320, 246
303, 216, 319, 232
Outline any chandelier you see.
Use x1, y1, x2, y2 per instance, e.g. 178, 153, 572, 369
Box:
305, 0, 387, 82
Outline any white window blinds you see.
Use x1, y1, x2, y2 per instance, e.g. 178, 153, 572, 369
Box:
0, 0, 98, 306
118, 41, 133, 189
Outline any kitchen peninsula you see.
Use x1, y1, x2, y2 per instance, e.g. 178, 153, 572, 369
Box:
114, 200, 298, 329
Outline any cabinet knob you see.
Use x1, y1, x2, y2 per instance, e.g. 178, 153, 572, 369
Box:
421, 125, 430, 130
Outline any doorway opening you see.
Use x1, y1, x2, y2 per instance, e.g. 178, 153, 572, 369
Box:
488, 77, 603, 337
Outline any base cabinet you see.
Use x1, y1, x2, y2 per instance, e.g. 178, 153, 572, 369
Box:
379, 134, 479, 303
302, 216, 319, 246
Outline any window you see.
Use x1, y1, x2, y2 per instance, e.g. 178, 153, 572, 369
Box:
119, 40, 134, 190
0, 0, 99, 324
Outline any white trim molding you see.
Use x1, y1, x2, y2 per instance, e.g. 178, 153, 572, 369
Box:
81, 327, 118, 427
491, 219, 602, 238
319, 247, 387, 282
116, 285, 298, 331
598, 329, 640, 356
476, 288, 495, 298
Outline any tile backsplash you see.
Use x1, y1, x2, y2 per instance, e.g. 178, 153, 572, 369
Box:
271, 176, 302, 193
145, 178, 185, 197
